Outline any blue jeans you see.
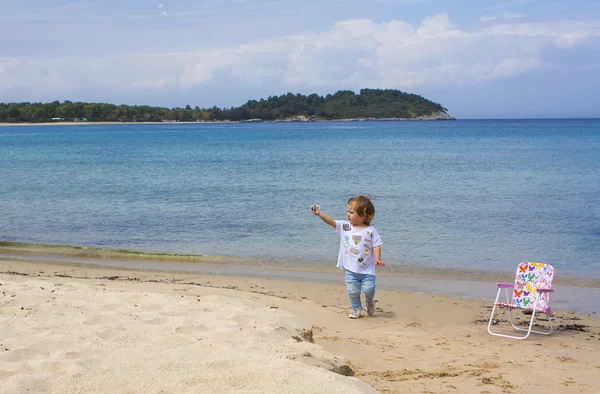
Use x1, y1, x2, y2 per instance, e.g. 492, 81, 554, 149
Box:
344, 270, 376, 309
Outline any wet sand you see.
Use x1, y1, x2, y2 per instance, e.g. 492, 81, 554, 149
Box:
1, 242, 599, 315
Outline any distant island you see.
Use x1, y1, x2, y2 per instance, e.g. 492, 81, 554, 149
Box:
0, 89, 454, 123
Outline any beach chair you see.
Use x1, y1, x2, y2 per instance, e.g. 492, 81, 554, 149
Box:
487, 262, 554, 340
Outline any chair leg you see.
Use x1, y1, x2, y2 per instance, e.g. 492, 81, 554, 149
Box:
498, 288, 520, 330
511, 306, 536, 339
510, 296, 553, 335
489, 305, 533, 339
490, 294, 553, 339
507, 308, 520, 330
487, 303, 499, 336
487, 288, 531, 339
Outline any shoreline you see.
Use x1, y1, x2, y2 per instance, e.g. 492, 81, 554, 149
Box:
2, 118, 599, 127
0, 121, 203, 126
2, 242, 599, 316
1, 241, 599, 287
0, 117, 456, 127
2, 258, 599, 393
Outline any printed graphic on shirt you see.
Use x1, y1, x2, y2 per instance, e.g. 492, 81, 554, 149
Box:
358, 257, 366, 267
336, 220, 381, 273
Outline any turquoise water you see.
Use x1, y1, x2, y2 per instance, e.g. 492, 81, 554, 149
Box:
1, 120, 599, 279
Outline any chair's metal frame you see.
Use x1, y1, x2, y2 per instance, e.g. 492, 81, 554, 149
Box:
488, 283, 553, 340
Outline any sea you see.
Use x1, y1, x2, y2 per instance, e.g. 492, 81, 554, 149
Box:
1, 119, 599, 285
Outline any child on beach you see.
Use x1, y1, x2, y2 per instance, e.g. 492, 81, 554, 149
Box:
310, 196, 384, 319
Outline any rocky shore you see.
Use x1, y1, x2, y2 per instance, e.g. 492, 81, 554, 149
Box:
1, 111, 456, 126
245, 111, 455, 123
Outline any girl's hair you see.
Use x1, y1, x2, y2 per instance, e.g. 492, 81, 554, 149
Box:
348, 195, 375, 225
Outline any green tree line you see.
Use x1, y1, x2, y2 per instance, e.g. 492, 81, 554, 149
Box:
0, 89, 449, 123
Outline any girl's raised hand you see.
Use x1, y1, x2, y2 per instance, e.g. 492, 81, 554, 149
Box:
310, 204, 321, 216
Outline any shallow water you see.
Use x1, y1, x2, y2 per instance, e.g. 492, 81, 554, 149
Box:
1, 119, 599, 281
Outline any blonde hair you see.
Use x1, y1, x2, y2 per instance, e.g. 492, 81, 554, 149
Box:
348, 195, 375, 225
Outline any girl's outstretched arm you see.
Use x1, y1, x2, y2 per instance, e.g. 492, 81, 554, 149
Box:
310, 204, 336, 228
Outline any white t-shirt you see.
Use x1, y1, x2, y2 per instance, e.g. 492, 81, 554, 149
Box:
335, 220, 382, 275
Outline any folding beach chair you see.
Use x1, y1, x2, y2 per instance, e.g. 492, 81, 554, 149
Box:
488, 262, 554, 340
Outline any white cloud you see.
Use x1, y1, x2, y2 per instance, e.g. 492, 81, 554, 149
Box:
417, 14, 467, 39
483, 20, 598, 47
1, 13, 599, 101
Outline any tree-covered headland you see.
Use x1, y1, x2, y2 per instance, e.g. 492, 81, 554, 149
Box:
0, 88, 453, 123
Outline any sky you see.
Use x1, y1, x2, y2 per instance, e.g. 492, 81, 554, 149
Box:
1, 0, 599, 118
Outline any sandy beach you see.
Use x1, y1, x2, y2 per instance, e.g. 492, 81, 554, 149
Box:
1, 256, 599, 394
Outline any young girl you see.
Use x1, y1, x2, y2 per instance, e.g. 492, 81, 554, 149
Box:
311, 196, 384, 319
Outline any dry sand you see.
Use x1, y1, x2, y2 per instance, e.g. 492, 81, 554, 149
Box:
1, 259, 599, 394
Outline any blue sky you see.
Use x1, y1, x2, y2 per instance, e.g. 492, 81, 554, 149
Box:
1, 0, 599, 118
